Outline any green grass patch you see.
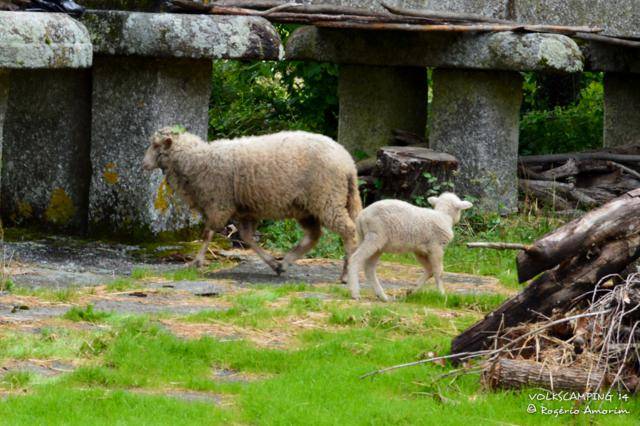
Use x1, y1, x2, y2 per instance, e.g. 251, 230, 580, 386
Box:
63, 305, 111, 324
402, 289, 507, 313
0, 371, 33, 390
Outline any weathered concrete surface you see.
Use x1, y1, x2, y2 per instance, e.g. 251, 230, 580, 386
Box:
603, 73, 640, 148
338, 65, 426, 156
89, 57, 209, 236
0, 11, 92, 69
0, 71, 7, 202
81, 10, 283, 60
1, 70, 92, 231
286, 27, 583, 72
430, 69, 522, 213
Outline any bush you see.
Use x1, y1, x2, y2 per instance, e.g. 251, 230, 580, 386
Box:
519, 72, 604, 155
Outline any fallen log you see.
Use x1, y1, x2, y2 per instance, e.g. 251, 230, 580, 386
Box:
520, 152, 640, 164
483, 358, 606, 392
517, 188, 640, 282
452, 233, 640, 356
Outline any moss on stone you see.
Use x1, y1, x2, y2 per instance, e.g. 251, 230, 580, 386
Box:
102, 162, 119, 185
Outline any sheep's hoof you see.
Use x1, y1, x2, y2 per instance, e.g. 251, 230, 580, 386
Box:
273, 263, 285, 276
377, 294, 390, 302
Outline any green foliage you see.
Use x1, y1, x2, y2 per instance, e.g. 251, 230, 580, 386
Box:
209, 58, 338, 139
259, 219, 344, 259
0, 371, 33, 390
63, 305, 111, 324
520, 72, 604, 155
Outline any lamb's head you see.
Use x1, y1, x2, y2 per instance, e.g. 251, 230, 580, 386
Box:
142, 127, 180, 171
427, 192, 473, 224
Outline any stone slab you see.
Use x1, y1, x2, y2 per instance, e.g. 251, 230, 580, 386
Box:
0, 11, 92, 69
338, 65, 427, 156
603, 73, 640, 148
429, 69, 522, 213
88, 57, 209, 236
1, 70, 92, 231
81, 10, 283, 60
286, 27, 582, 72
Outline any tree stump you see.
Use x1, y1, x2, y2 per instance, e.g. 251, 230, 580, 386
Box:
372, 146, 458, 202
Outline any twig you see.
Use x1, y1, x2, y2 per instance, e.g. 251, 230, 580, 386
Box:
609, 161, 640, 181
466, 242, 532, 251
520, 153, 640, 164
574, 32, 640, 49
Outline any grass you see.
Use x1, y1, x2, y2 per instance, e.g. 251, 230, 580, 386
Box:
1, 305, 636, 425
0, 210, 637, 424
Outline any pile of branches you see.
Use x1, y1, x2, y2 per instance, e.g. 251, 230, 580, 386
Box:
519, 146, 640, 210
166, 0, 640, 47
363, 273, 640, 394
167, 0, 617, 39
483, 274, 640, 393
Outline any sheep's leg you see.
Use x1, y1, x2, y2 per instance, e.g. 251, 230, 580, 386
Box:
280, 217, 322, 274
414, 253, 434, 289
190, 228, 214, 268
347, 233, 384, 300
237, 220, 282, 274
324, 210, 358, 283
364, 251, 388, 302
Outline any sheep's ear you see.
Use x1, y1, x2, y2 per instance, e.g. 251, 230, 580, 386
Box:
427, 196, 438, 207
162, 136, 173, 149
458, 200, 473, 210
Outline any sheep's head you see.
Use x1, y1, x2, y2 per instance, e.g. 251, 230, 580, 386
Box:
427, 192, 473, 224
142, 127, 178, 171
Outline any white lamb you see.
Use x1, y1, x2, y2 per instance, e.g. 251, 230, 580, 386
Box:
347, 193, 473, 301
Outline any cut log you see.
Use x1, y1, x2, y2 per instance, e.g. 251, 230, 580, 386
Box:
372, 146, 458, 202
452, 233, 640, 356
483, 359, 606, 392
517, 188, 640, 282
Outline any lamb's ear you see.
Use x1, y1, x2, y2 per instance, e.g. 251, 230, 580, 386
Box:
427, 196, 438, 207
162, 136, 173, 149
458, 200, 473, 210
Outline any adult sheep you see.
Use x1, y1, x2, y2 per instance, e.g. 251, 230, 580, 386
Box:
142, 127, 361, 281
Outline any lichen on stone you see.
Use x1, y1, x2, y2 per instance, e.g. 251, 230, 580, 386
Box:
103, 162, 119, 185
45, 188, 75, 225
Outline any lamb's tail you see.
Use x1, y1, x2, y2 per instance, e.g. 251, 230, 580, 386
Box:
346, 172, 363, 223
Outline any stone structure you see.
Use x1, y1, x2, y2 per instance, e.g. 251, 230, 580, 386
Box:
338, 65, 426, 156
430, 70, 522, 212
0, 12, 93, 230
603, 74, 640, 148
82, 11, 282, 236
287, 27, 582, 211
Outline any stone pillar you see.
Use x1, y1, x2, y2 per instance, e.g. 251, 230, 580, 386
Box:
0, 71, 7, 202
1, 70, 92, 231
89, 57, 210, 237
603, 73, 640, 148
430, 69, 523, 213
338, 65, 427, 157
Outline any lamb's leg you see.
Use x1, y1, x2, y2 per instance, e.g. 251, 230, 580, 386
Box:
414, 253, 434, 290
347, 233, 384, 300
430, 246, 446, 295
237, 220, 282, 274
324, 209, 358, 283
190, 228, 214, 268
364, 251, 388, 302
279, 217, 322, 273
